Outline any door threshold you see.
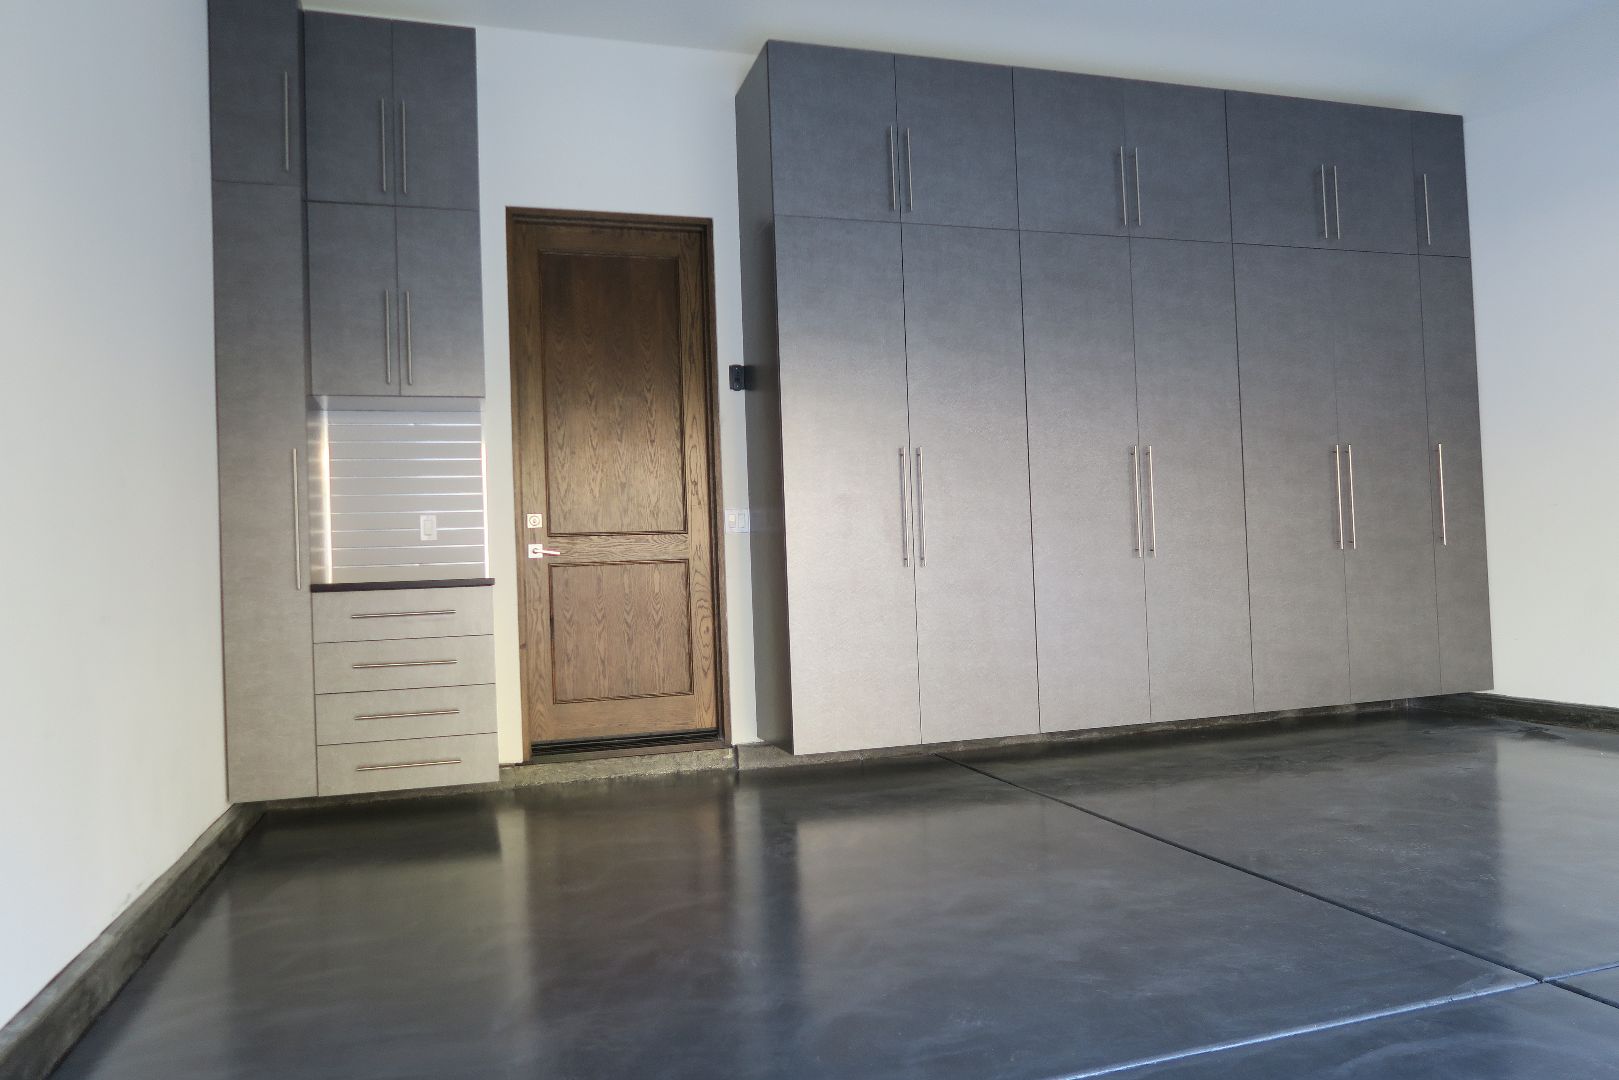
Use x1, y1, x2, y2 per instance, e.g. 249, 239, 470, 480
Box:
528, 730, 725, 764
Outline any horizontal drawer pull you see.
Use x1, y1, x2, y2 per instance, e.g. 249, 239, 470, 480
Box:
351, 659, 459, 670
353, 707, 461, 722
355, 757, 462, 773
350, 609, 456, 620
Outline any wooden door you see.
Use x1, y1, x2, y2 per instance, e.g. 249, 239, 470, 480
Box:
508, 213, 722, 749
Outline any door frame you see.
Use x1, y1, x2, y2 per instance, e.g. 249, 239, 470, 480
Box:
505, 206, 731, 759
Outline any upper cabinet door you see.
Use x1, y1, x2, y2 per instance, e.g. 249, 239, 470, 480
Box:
895, 58, 1019, 229
392, 22, 479, 211
208, 0, 301, 186
1413, 113, 1470, 257
309, 202, 399, 396
305, 13, 395, 205
1227, 93, 1416, 253
1013, 69, 1128, 236
396, 209, 484, 396
767, 43, 898, 222
1123, 81, 1231, 242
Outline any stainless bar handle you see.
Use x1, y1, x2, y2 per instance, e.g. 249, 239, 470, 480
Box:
912, 447, 926, 567
1332, 164, 1342, 239
905, 128, 915, 211
355, 758, 461, 773
354, 708, 460, 722
290, 449, 302, 589
1346, 442, 1357, 549
1436, 443, 1448, 546
1133, 148, 1142, 227
383, 290, 393, 384
1130, 446, 1143, 558
898, 447, 910, 567
379, 98, 388, 192
888, 126, 898, 212
1119, 146, 1129, 226
1144, 445, 1157, 557
1422, 173, 1432, 247
1321, 165, 1330, 239
351, 659, 459, 670
281, 70, 291, 173
399, 100, 409, 195
1333, 445, 1345, 550
350, 610, 456, 620
404, 290, 414, 385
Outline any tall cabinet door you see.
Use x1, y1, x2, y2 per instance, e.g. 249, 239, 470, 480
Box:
766, 43, 899, 223
309, 202, 399, 396
304, 13, 395, 205
1021, 232, 1149, 731
213, 183, 316, 801
1133, 239, 1254, 721
774, 217, 920, 755
1333, 252, 1438, 700
1413, 113, 1471, 257
1124, 82, 1231, 242
1421, 257, 1492, 691
1333, 105, 1417, 255
895, 58, 1019, 229
392, 21, 479, 211
1013, 69, 1128, 236
208, 0, 301, 186
902, 225, 1039, 742
1236, 244, 1351, 711
396, 209, 484, 397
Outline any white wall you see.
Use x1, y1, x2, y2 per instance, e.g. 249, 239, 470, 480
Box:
1461, 4, 1619, 708
0, 0, 227, 1024
475, 28, 758, 758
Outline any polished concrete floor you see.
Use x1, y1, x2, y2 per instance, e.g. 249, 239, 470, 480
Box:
48, 708, 1619, 1078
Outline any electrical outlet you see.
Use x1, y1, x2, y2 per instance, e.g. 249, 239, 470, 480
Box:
419, 514, 438, 541
724, 508, 751, 534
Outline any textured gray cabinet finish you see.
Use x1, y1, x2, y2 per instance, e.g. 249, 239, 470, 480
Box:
1133, 239, 1255, 721
392, 21, 479, 211
316, 684, 496, 745
316, 733, 497, 796
1333, 252, 1439, 701
1014, 69, 1128, 236
1227, 92, 1416, 254
304, 12, 394, 205
1125, 82, 1231, 242
773, 217, 921, 754
1413, 113, 1470, 257
1421, 257, 1492, 692
895, 58, 1019, 229
308, 202, 398, 396
212, 182, 316, 801
1021, 232, 1150, 731
902, 225, 1039, 742
396, 209, 484, 397
208, 0, 300, 186
1236, 244, 1351, 711
767, 43, 899, 222
314, 635, 496, 694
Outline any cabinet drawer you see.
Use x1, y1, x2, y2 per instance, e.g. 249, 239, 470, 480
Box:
314, 635, 494, 693
316, 684, 494, 745
317, 733, 497, 796
313, 586, 493, 642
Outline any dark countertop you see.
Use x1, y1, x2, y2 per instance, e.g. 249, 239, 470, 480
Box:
311, 578, 494, 593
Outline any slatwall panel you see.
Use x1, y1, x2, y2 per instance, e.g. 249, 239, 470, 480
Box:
311, 408, 489, 584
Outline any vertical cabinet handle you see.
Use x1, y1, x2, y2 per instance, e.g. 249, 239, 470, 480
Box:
1130, 445, 1144, 558
1333, 445, 1345, 550
912, 447, 926, 567
1332, 164, 1342, 239
378, 97, 388, 193
887, 126, 898, 212
898, 447, 910, 566
290, 448, 303, 590
904, 128, 915, 212
1345, 442, 1357, 549
403, 290, 414, 386
1321, 165, 1330, 240
1144, 445, 1158, 557
1422, 173, 1432, 247
399, 100, 409, 195
1119, 147, 1130, 227
1133, 148, 1142, 227
1436, 443, 1448, 546
383, 289, 393, 384
281, 70, 291, 173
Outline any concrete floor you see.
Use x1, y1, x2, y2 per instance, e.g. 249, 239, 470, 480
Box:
48, 708, 1619, 1078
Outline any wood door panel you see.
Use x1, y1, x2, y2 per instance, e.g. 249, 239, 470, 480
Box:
550, 561, 693, 702
540, 251, 686, 534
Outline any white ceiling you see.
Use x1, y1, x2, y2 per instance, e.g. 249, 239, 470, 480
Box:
306, 0, 1607, 110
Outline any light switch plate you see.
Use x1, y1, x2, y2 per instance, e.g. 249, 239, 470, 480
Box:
419, 514, 438, 541
526, 513, 543, 529
724, 508, 751, 534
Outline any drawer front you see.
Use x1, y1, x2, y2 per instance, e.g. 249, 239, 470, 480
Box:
316, 684, 495, 745
313, 587, 494, 642
317, 733, 498, 796
314, 635, 495, 694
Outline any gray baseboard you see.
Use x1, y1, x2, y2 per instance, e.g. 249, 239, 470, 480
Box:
1429, 691, 1619, 732
0, 804, 261, 1080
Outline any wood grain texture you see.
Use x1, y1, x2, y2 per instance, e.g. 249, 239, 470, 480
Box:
507, 211, 722, 748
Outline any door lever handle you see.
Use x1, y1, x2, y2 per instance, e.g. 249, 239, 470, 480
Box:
527, 545, 562, 559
